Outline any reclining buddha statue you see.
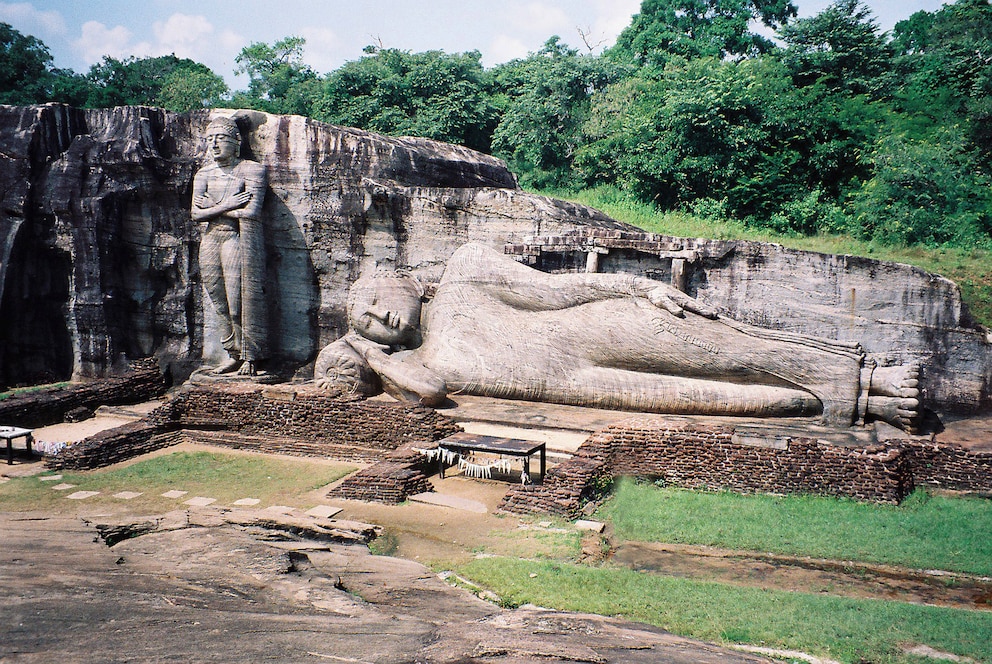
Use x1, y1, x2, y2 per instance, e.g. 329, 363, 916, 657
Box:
316, 243, 921, 431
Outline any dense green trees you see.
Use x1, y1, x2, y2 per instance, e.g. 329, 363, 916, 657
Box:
489, 37, 624, 188
86, 55, 229, 110
0, 22, 59, 104
609, 0, 797, 64
2, 0, 991, 249
314, 47, 496, 152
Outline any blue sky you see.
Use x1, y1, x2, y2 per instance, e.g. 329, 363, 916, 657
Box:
5, 1, 947, 89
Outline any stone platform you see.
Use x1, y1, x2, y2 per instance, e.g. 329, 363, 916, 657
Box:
15, 381, 989, 515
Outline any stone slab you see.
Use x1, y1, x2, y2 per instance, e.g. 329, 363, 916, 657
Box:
51, 483, 76, 491
161, 490, 188, 499
184, 497, 217, 507
409, 492, 488, 514
66, 491, 100, 500
575, 520, 605, 533
305, 505, 343, 519
113, 491, 143, 500
38, 474, 63, 482
232, 498, 261, 506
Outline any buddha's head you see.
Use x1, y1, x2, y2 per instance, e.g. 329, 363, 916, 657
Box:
348, 271, 424, 348
205, 117, 241, 165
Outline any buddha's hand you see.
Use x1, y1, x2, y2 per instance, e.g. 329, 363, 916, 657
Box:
221, 190, 253, 215
646, 285, 719, 319
344, 334, 391, 360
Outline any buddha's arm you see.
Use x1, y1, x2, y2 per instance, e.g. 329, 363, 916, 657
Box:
483, 272, 718, 318
190, 162, 266, 222
446, 243, 717, 318
347, 336, 448, 407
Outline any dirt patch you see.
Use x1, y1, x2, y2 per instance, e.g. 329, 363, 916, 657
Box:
612, 540, 992, 611
332, 474, 521, 565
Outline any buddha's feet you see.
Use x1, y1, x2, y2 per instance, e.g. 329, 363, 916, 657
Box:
236, 360, 257, 377
867, 396, 920, 432
211, 358, 243, 375
870, 363, 920, 398
865, 363, 922, 431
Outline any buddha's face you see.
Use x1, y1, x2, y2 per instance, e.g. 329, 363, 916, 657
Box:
206, 129, 239, 165
349, 275, 423, 347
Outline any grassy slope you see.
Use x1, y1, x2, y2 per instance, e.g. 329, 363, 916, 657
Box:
599, 480, 992, 576
540, 186, 992, 328
458, 556, 992, 664
453, 482, 992, 664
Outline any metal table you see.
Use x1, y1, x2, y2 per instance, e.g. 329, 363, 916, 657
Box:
0, 426, 34, 465
437, 432, 546, 484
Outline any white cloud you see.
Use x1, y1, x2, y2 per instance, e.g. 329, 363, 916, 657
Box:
0, 2, 66, 36
486, 34, 530, 66
152, 13, 215, 57
587, 0, 640, 49
73, 20, 138, 64
300, 26, 341, 74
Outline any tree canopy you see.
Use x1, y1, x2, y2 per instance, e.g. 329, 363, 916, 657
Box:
1, 0, 991, 250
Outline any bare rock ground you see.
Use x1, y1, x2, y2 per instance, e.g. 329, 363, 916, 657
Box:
0, 510, 772, 664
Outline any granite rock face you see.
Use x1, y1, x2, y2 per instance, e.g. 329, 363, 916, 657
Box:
0, 103, 988, 416
0, 104, 623, 386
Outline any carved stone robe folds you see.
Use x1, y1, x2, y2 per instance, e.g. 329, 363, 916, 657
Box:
194, 158, 268, 364
414, 243, 869, 426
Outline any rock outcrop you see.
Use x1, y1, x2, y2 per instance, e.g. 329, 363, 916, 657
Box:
0, 104, 623, 386
0, 103, 988, 416
1, 511, 773, 663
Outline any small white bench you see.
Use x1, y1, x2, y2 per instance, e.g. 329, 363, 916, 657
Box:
0, 426, 34, 465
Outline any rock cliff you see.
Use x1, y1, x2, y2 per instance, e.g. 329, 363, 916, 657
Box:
0, 104, 623, 386
0, 104, 988, 416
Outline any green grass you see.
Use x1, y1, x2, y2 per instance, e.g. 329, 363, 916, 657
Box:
456, 556, 992, 664
597, 480, 992, 576
537, 185, 992, 328
480, 519, 583, 561
0, 451, 355, 513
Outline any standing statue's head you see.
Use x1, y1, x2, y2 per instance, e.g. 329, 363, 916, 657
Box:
205, 117, 241, 166
348, 272, 424, 348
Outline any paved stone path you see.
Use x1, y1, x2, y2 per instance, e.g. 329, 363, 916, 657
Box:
28, 468, 527, 518
29, 471, 347, 517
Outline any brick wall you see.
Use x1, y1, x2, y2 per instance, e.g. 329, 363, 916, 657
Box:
0, 359, 168, 428
499, 419, 915, 518
49, 383, 460, 482
328, 446, 435, 503
903, 441, 992, 493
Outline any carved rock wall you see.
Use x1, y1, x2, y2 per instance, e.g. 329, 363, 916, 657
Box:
0, 104, 988, 415
509, 230, 992, 415
0, 104, 624, 386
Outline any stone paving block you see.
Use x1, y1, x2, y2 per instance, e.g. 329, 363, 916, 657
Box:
574, 520, 605, 533
39, 474, 63, 482
263, 505, 296, 515
232, 498, 261, 506
161, 490, 188, 499
113, 491, 143, 500
184, 496, 216, 507
51, 483, 76, 491
305, 505, 342, 519
66, 491, 100, 500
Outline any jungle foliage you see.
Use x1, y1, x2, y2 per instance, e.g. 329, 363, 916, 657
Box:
3, 0, 991, 249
